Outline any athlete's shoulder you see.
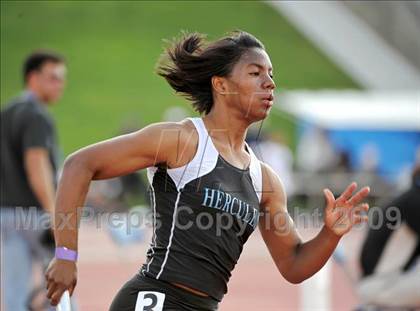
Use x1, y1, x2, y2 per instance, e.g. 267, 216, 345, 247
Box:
140, 118, 195, 143
259, 161, 287, 208
146, 117, 195, 132
259, 161, 274, 175
143, 118, 199, 169
259, 161, 276, 188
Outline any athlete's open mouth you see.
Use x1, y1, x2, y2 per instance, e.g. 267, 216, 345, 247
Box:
261, 94, 274, 101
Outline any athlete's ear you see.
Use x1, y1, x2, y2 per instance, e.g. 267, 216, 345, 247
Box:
211, 76, 228, 95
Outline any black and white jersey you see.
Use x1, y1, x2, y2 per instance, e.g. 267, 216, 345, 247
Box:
141, 117, 263, 301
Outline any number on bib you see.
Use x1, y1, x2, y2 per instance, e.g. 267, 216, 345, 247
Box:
135, 291, 165, 311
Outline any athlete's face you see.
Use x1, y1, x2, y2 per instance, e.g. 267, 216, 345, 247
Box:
222, 48, 276, 122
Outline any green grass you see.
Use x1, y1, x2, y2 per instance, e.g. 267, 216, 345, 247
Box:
1, 1, 358, 157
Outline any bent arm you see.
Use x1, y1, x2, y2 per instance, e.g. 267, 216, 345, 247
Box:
259, 163, 341, 284
54, 122, 185, 250
261, 219, 340, 284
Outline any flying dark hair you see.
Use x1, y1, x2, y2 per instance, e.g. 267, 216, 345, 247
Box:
156, 30, 265, 115
23, 50, 65, 84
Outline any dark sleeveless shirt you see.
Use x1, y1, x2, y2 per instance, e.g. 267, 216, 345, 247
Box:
141, 117, 263, 301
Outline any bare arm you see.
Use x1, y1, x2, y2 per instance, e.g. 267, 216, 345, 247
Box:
54, 121, 194, 247
24, 148, 56, 213
259, 163, 370, 284
46, 121, 193, 305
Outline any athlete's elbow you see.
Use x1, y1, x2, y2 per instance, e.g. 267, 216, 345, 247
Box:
64, 152, 83, 169
286, 275, 305, 284
275, 261, 305, 284
63, 151, 94, 177
282, 271, 305, 284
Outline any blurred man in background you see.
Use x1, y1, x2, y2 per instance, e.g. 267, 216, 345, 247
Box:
358, 165, 420, 309
1, 50, 66, 311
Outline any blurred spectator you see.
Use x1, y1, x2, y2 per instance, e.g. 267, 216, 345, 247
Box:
1, 50, 66, 311
359, 143, 380, 174
336, 150, 352, 173
354, 143, 393, 201
357, 165, 420, 308
296, 126, 338, 173
396, 146, 420, 192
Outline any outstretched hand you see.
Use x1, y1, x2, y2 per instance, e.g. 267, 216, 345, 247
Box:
323, 182, 370, 237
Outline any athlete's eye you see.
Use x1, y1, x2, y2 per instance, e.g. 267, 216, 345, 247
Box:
250, 72, 259, 76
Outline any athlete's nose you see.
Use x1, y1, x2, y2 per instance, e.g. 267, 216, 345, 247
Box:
263, 75, 276, 90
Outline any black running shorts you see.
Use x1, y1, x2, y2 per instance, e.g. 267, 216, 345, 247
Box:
109, 273, 219, 311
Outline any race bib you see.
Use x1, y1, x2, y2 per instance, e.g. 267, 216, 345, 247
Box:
135, 291, 166, 311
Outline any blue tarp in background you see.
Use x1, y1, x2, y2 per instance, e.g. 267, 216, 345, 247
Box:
298, 121, 420, 183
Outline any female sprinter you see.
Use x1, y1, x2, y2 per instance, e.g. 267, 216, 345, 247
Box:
46, 31, 370, 310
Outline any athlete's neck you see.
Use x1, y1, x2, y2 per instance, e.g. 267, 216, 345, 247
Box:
203, 107, 249, 152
